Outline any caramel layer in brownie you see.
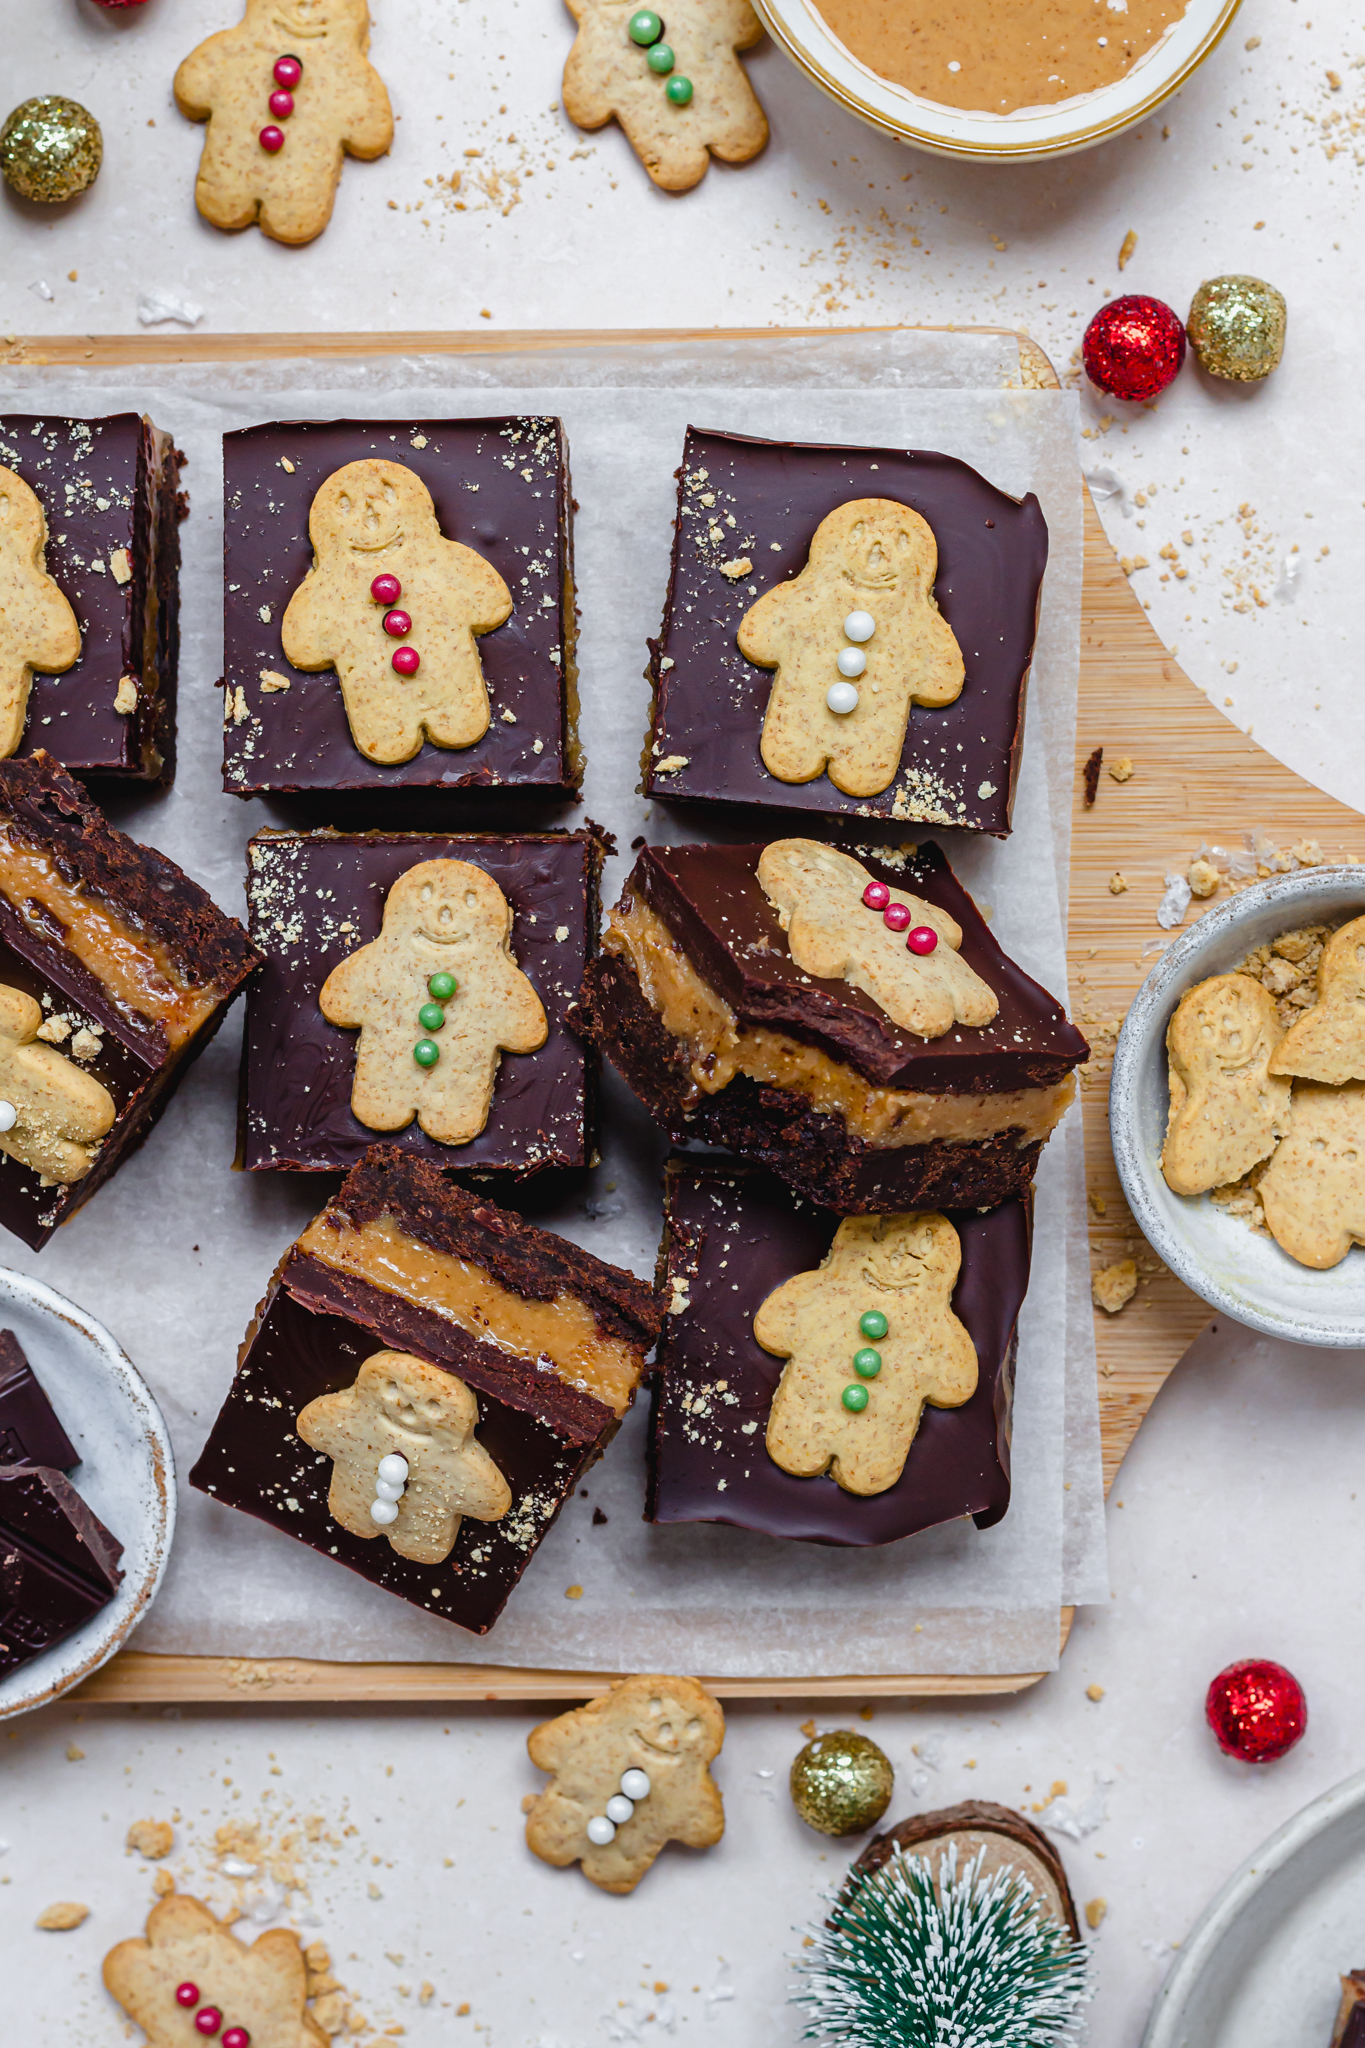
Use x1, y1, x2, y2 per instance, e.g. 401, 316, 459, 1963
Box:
607, 898, 1075, 1149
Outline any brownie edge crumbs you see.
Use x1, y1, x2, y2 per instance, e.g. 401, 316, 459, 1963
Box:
190, 1145, 662, 1635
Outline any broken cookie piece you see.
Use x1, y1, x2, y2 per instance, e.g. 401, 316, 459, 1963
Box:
1161, 973, 1291, 1198
1258, 1080, 1365, 1269
1270, 914, 1365, 1085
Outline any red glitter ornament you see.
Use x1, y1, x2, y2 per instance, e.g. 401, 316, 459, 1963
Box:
90, 0, 153, 9
1205, 1658, 1307, 1763
1082, 295, 1187, 402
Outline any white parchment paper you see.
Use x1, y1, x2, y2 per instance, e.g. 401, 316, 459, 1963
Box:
0, 332, 1106, 1673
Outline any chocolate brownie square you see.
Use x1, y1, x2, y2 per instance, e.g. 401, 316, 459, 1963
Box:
0, 1331, 78, 1470
576, 836, 1087, 1213
641, 427, 1048, 834
0, 412, 184, 781
649, 1161, 1026, 1544
0, 1463, 123, 1679
240, 828, 603, 1176
221, 415, 579, 797
0, 751, 260, 1250
190, 1147, 662, 1636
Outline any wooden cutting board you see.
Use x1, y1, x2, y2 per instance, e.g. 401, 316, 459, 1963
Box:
11, 325, 1359, 1704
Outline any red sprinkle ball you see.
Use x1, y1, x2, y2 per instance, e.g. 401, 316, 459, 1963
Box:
382, 608, 413, 638
274, 54, 303, 88
392, 645, 421, 677
176, 1984, 200, 2009
906, 926, 938, 956
882, 902, 912, 934
861, 881, 890, 912
1205, 1658, 1307, 1764
269, 90, 295, 118
1082, 294, 1187, 403
258, 126, 285, 154
222, 2031, 252, 2048
370, 572, 402, 606
194, 2010, 223, 2038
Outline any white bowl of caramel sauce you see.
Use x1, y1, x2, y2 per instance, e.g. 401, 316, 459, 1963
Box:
754, 0, 1242, 159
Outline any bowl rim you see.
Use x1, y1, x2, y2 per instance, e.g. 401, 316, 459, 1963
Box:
0, 1266, 176, 1720
752, 0, 1244, 161
1110, 866, 1365, 1349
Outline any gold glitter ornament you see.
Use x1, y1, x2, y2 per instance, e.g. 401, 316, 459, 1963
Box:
1, 96, 103, 204
1187, 274, 1287, 383
789, 1730, 894, 1836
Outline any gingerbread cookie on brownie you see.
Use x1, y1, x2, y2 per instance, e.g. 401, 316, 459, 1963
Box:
576, 836, 1086, 1213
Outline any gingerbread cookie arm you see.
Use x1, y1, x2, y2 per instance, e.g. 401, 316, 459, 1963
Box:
736, 584, 786, 674
491, 952, 550, 1055
339, 63, 394, 160
172, 30, 232, 122
752, 1268, 823, 1359
317, 943, 375, 1030
280, 569, 336, 674
446, 539, 515, 632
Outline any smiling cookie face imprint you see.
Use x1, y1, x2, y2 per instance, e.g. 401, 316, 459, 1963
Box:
281, 460, 514, 764
756, 839, 997, 1038
0, 984, 116, 1183
1161, 972, 1291, 1198
0, 466, 80, 761
1257, 1079, 1365, 1269
1269, 915, 1365, 1086
173, 0, 392, 245
739, 498, 965, 798
318, 858, 547, 1145
295, 1349, 511, 1563
755, 1211, 978, 1497
525, 1672, 725, 1893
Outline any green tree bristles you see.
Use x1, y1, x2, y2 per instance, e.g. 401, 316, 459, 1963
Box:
792, 1843, 1092, 2047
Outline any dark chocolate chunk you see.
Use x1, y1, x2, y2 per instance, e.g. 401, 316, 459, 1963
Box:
0, 1463, 123, 1679
0, 413, 183, 781
0, 1331, 77, 1469
642, 427, 1047, 834
648, 1161, 1023, 1545
241, 828, 602, 1176
853, 1801, 1080, 1938
221, 416, 578, 798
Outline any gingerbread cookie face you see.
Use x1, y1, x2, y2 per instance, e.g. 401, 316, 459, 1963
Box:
756, 839, 997, 1038
295, 1349, 511, 1563
1258, 1080, 1365, 1269
103, 1892, 327, 2048
0, 985, 115, 1182
739, 499, 965, 798
318, 859, 547, 1145
563, 0, 768, 192
0, 466, 80, 761
281, 461, 513, 766
1270, 916, 1365, 1086
173, 0, 392, 246
1161, 972, 1291, 1198
526, 1673, 725, 1893
755, 1211, 978, 1497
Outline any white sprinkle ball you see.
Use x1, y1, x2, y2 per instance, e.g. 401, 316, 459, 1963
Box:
377, 1453, 409, 1487
843, 610, 875, 642
0, 1103, 16, 1134
836, 646, 867, 679
620, 1769, 651, 1801
586, 1815, 616, 1846
605, 1794, 635, 1825
370, 1498, 399, 1526
827, 680, 861, 715
374, 1477, 405, 1503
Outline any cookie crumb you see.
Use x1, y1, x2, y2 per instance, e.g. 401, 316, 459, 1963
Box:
1085, 1897, 1108, 1929
654, 754, 690, 775
126, 1818, 174, 1860
1086, 1683, 1105, 1702
564, 1583, 583, 1599
1117, 229, 1138, 271
65, 1739, 84, 1758
113, 676, 139, 715
109, 547, 132, 585
152, 1870, 176, 1898
37, 1901, 88, 1930
1082, 746, 1103, 807
1107, 755, 1134, 783
259, 670, 291, 693
719, 556, 753, 580
1188, 857, 1220, 899
1091, 1259, 1137, 1313
280, 457, 296, 474
70, 1027, 103, 1061
1108, 872, 1128, 894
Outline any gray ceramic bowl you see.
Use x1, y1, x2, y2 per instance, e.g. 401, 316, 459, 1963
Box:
1110, 867, 1365, 1348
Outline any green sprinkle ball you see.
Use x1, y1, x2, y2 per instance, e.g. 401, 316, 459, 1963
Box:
629, 8, 664, 42
842, 1384, 869, 1413
852, 1348, 882, 1380
665, 74, 694, 105
418, 1002, 446, 1032
427, 971, 457, 1001
647, 41, 675, 72
414, 1039, 440, 1069
858, 1308, 889, 1341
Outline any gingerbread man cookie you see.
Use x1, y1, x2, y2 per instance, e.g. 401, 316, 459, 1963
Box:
1270, 915, 1365, 1086
756, 839, 997, 1038
173, 0, 392, 247
319, 859, 546, 1145
103, 1892, 327, 2048
296, 1349, 511, 1562
0, 986, 115, 1183
1161, 972, 1291, 1198
526, 1673, 725, 1894
282, 461, 513, 764
1257, 1080, 1365, 1268
755, 1211, 978, 1497
563, 0, 768, 192
0, 465, 80, 762
739, 499, 965, 798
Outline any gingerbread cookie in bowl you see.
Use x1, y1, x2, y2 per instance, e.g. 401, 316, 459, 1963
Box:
173, 0, 393, 246
563, 0, 768, 191
1270, 915, 1365, 1086
1160, 972, 1291, 1198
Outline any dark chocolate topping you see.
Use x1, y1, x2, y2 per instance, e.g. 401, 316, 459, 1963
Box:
241, 828, 600, 1176
222, 416, 576, 797
648, 1161, 1024, 1546
0, 1464, 123, 1593
0, 1333, 77, 1470
644, 427, 1048, 834
628, 838, 1088, 1091
854, 1801, 1080, 1938
326, 1145, 663, 1355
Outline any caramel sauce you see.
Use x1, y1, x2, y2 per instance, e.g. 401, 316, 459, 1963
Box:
0, 828, 218, 1050
813, 0, 1188, 114
608, 898, 1075, 1148
300, 1214, 643, 1419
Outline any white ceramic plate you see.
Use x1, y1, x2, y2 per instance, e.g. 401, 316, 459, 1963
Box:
754, 0, 1242, 161
1143, 1767, 1365, 2048
0, 1269, 175, 1720
1110, 868, 1365, 1349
